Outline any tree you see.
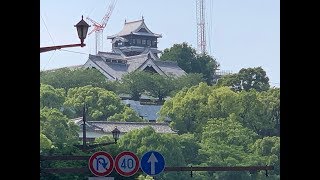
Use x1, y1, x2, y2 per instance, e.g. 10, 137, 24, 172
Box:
171, 73, 204, 95
40, 68, 110, 91
198, 114, 260, 179
159, 83, 213, 135
40, 107, 79, 149
160, 42, 197, 72
194, 54, 219, 84
63, 85, 125, 121
159, 84, 242, 136
145, 73, 175, 102
40, 84, 65, 109
121, 71, 150, 101
258, 88, 280, 136
40, 133, 53, 152
217, 67, 270, 92
177, 133, 201, 165
250, 136, 280, 177
160, 42, 219, 84
238, 89, 275, 136
117, 127, 189, 179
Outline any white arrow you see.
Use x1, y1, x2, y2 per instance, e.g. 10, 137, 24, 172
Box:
147, 153, 158, 175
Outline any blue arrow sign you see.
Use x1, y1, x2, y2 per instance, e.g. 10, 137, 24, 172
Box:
140, 151, 165, 176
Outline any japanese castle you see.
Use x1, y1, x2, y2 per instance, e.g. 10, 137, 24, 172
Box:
84, 17, 186, 81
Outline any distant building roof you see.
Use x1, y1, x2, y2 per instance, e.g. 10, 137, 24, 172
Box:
72, 118, 177, 135
122, 100, 162, 121
91, 121, 177, 134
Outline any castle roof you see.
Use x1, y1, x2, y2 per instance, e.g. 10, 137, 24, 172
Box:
107, 19, 162, 39
84, 51, 186, 81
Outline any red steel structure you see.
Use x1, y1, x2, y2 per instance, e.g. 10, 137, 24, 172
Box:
86, 0, 117, 54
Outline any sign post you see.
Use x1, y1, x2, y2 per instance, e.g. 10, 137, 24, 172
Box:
88, 151, 114, 177
114, 151, 140, 177
140, 151, 165, 176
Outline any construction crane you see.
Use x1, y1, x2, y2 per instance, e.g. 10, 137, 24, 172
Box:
86, 0, 117, 54
196, 0, 206, 54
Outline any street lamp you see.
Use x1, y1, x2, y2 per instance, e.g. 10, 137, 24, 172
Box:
111, 126, 120, 143
40, 16, 90, 53
75, 16, 90, 47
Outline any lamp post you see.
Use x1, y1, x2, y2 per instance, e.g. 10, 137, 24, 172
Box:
111, 126, 120, 143
74, 104, 121, 151
40, 16, 90, 53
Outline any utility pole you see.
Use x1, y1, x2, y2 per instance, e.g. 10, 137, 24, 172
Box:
82, 104, 87, 148
74, 104, 120, 151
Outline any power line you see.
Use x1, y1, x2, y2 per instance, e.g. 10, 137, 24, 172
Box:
58, 49, 89, 55
41, 14, 55, 46
42, 50, 57, 70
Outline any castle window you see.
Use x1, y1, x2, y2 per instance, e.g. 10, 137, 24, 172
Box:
152, 40, 157, 46
147, 40, 151, 46
142, 39, 146, 45
137, 39, 141, 44
131, 39, 135, 45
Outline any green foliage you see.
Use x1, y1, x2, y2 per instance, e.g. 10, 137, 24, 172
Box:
160, 42, 219, 84
217, 67, 270, 92
178, 133, 201, 165
198, 114, 261, 179
64, 85, 125, 120
250, 136, 280, 175
121, 71, 150, 100
160, 83, 241, 135
195, 54, 219, 84
121, 71, 203, 102
137, 175, 154, 180
40, 107, 78, 149
206, 86, 242, 119
40, 67, 110, 90
117, 127, 190, 179
40, 84, 65, 109
161, 42, 197, 72
40, 133, 52, 152
258, 88, 280, 136
160, 83, 279, 137
238, 90, 273, 135
108, 106, 145, 122
92, 135, 121, 157
39, 62, 279, 179
171, 73, 204, 95
145, 73, 175, 102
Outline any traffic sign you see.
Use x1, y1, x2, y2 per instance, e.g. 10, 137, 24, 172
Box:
114, 151, 140, 177
140, 151, 165, 176
88, 151, 114, 177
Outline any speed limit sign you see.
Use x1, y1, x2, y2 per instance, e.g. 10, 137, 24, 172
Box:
114, 151, 140, 177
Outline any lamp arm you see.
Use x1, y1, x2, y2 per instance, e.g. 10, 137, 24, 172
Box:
40, 43, 86, 53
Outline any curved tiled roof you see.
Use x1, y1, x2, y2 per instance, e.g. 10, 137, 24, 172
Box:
85, 51, 186, 80
90, 121, 177, 134
72, 118, 177, 134
107, 19, 161, 39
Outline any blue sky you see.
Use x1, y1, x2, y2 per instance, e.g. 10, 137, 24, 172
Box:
40, 0, 279, 87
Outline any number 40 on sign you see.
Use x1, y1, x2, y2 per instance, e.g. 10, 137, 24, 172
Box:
114, 151, 140, 177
